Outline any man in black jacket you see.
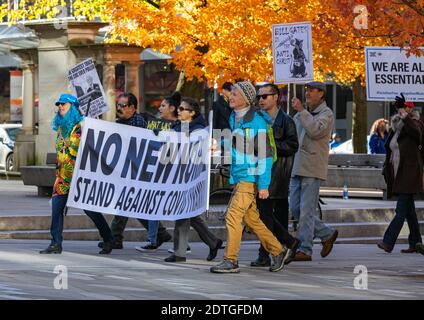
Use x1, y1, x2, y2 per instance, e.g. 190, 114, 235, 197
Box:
98, 93, 172, 250
251, 83, 300, 267
212, 82, 233, 130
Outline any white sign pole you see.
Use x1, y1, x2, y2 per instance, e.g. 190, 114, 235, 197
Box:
206, 110, 213, 211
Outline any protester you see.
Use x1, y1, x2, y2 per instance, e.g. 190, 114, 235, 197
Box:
290, 82, 338, 261
251, 83, 300, 267
98, 93, 172, 250
165, 97, 224, 263
147, 92, 180, 131
40, 94, 114, 255
212, 82, 233, 130
136, 92, 181, 252
329, 133, 342, 149
210, 81, 291, 274
378, 95, 423, 254
369, 118, 389, 154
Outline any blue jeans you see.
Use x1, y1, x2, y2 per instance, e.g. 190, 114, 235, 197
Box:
289, 176, 334, 255
148, 220, 159, 245
50, 194, 113, 246
383, 193, 422, 248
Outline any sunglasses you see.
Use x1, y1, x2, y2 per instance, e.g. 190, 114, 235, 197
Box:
257, 93, 277, 100
116, 103, 130, 108
178, 106, 193, 112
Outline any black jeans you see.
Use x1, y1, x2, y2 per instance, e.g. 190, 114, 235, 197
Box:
256, 197, 295, 259
383, 193, 422, 248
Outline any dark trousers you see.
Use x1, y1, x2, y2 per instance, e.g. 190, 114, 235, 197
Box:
383, 193, 422, 248
256, 197, 295, 259
50, 194, 113, 246
174, 215, 220, 257
111, 215, 171, 243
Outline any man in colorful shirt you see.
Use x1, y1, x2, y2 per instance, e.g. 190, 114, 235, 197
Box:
40, 94, 115, 254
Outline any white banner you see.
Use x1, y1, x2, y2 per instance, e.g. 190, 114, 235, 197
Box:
68, 58, 109, 117
365, 47, 424, 102
272, 22, 314, 84
67, 118, 210, 221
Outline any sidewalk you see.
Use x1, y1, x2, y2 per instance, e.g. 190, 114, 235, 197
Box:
0, 239, 423, 300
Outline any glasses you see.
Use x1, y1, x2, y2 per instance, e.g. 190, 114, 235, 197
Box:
178, 106, 193, 112
116, 103, 129, 108
257, 93, 277, 100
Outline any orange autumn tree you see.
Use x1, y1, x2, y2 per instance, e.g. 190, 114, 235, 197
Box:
4, 0, 422, 151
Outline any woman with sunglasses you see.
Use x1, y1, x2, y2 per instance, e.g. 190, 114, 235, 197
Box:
39, 94, 115, 255
164, 97, 224, 263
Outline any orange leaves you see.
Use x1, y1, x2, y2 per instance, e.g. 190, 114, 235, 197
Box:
3, 0, 422, 87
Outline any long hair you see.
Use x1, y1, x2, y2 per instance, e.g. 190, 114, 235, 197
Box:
370, 118, 388, 136
52, 104, 83, 138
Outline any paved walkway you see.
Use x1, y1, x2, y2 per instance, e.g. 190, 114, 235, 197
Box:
0, 240, 422, 300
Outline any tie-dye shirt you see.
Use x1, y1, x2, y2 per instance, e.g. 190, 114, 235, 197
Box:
53, 122, 82, 196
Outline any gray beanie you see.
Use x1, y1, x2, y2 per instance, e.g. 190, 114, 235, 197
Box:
233, 81, 256, 106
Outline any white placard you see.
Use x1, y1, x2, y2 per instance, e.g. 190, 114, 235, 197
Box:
67, 118, 210, 221
365, 47, 424, 102
272, 22, 314, 84
68, 58, 109, 117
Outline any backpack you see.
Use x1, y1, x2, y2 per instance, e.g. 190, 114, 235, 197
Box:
256, 110, 278, 164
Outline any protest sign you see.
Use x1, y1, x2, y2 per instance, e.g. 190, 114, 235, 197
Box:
365, 47, 424, 102
272, 22, 314, 84
67, 118, 210, 221
68, 58, 109, 117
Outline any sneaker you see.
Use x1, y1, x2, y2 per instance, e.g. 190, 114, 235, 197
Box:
269, 248, 291, 272
168, 246, 191, 254
135, 243, 158, 252
416, 243, 424, 255
164, 254, 186, 263
39, 244, 62, 254
210, 259, 240, 273
250, 256, 271, 267
98, 240, 123, 249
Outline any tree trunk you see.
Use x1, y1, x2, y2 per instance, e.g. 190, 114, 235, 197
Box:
351, 76, 368, 153
175, 71, 209, 114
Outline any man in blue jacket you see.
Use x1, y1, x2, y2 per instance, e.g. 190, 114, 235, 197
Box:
210, 81, 291, 274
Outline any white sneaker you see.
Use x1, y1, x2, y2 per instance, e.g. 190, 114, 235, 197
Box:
168, 246, 191, 254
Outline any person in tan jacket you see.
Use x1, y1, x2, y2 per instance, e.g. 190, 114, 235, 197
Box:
290, 82, 339, 261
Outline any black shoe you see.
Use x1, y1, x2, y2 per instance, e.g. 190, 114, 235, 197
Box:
156, 233, 172, 248
250, 256, 271, 267
210, 259, 240, 273
284, 238, 301, 265
98, 240, 123, 249
164, 254, 186, 263
99, 241, 113, 254
269, 248, 291, 272
207, 239, 223, 261
135, 243, 158, 252
39, 244, 62, 254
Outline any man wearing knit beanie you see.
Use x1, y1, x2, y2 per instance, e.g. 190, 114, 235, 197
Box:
210, 80, 292, 274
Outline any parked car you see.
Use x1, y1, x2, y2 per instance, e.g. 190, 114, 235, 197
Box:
0, 124, 22, 172
330, 136, 371, 154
